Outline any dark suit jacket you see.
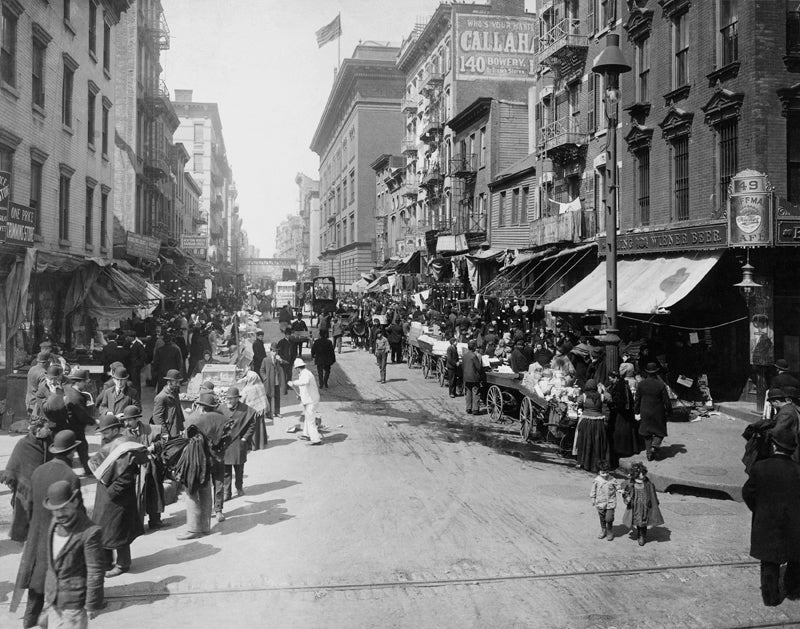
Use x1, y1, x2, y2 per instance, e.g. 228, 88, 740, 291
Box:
39, 388, 70, 434
128, 339, 147, 369
222, 402, 257, 465
635, 375, 671, 438
152, 386, 185, 438
386, 323, 404, 345
743, 454, 800, 563
63, 385, 96, 434
446, 344, 460, 368
152, 342, 184, 380
509, 349, 530, 374
252, 339, 267, 371
461, 350, 484, 383
260, 355, 277, 390
44, 512, 105, 611
311, 338, 336, 367
97, 382, 141, 416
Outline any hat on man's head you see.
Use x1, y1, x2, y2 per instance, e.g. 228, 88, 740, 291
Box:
768, 388, 789, 401
49, 430, 81, 455
36, 352, 50, 363
771, 425, 798, 452
775, 359, 791, 371
112, 366, 129, 379
645, 362, 660, 374
293, 358, 306, 368
43, 480, 80, 511
201, 380, 215, 391
97, 413, 123, 432
67, 369, 89, 381
256, 330, 264, 337
46, 364, 63, 377
196, 392, 218, 408
122, 405, 142, 420
164, 369, 182, 381
39, 341, 53, 349
225, 386, 240, 399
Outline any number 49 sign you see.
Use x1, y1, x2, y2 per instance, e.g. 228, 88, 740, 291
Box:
728, 169, 773, 247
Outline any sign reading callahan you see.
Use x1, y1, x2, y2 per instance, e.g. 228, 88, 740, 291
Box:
455, 14, 537, 81
728, 170, 773, 247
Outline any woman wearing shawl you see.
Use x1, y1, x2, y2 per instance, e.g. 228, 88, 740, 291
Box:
236, 369, 269, 449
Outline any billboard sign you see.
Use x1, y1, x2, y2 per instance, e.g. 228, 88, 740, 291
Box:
455, 14, 538, 81
125, 231, 161, 261
180, 234, 208, 258
5, 202, 36, 247
0, 170, 9, 241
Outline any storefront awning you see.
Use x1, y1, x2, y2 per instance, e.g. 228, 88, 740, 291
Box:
546, 252, 722, 314
395, 250, 421, 274
436, 234, 468, 253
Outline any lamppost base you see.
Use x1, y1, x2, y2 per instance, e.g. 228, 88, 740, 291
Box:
598, 329, 621, 375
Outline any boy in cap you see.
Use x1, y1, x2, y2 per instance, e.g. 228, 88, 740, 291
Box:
288, 358, 322, 445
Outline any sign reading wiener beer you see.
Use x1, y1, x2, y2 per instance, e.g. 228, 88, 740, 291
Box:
728, 170, 773, 246
455, 14, 538, 81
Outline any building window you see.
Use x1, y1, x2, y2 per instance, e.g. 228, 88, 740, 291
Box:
89, 2, 97, 57
62, 57, 76, 127
789, 112, 800, 204
479, 127, 486, 167
29, 159, 43, 234
636, 149, 650, 226
101, 100, 110, 155
511, 188, 520, 224
718, 119, 738, 206
85, 184, 94, 245
102, 20, 111, 72
587, 74, 596, 133
520, 187, 528, 223
790, 7, 800, 56
87, 86, 97, 147
32, 38, 46, 108
342, 177, 348, 207
1, 5, 17, 87
350, 171, 355, 203
673, 12, 689, 89
63, 0, 70, 22
719, 0, 738, 66
636, 36, 650, 103
0, 146, 12, 195
350, 215, 355, 242
498, 191, 505, 227
193, 153, 202, 172
59, 172, 71, 241
673, 137, 690, 220
194, 122, 204, 144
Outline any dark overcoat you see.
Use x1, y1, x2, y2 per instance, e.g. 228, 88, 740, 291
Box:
97, 382, 141, 416
16, 459, 80, 593
152, 386, 185, 438
743, 454, 800, 563
461, 349, 484, 384
635, 375, 671, 438
63, 385, 96, 438
311, 337, 336, 367
260, 355, 277, 390
222, 402, 257, 465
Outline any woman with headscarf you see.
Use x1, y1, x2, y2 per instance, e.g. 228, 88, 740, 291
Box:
608, 363, 643, 461
575, 379, 611, 473
236, 368, 269, 450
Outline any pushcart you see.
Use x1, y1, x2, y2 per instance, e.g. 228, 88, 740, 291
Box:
484, 371, 549, 441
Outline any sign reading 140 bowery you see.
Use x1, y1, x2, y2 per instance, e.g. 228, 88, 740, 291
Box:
455, 15, 538, 81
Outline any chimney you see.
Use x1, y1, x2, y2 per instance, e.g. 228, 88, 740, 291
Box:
491, 0, 525, 16
174, 89, 193, 102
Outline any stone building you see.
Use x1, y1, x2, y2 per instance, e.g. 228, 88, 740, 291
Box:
295, 172, 320, 278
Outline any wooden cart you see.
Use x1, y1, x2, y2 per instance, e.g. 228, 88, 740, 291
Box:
484, 371, 549, 441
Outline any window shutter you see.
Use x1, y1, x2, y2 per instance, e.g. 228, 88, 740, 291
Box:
587, 0, 595, 34
587, 74, 595, 133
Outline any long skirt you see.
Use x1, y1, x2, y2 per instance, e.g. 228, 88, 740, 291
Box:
613, 410, 643, 458
575, 414, 610, 473
185, 483, 212, 534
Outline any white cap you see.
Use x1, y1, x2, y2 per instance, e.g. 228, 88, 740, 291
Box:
293, 358, 306, 368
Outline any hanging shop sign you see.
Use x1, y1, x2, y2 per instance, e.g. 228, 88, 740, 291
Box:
180, 234, 208, 258
454, 14, 538, 81
0, 170, 10, 241
728, 170, 773, 247
5, 203, 37, 247
597, 223, 728, 256
125, 231, 161, 261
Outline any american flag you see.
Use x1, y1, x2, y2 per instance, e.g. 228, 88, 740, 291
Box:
315, 14, 341, 48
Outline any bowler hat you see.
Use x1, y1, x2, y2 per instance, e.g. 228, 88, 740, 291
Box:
49, 430, 81, 454
201, 380, 215, 390
43, 480, 80, 510
644, 362, 660, 374
771, 425, 798, 452
225, 386, 240, 398
67, 369, 89, 381
122, 405, 142, 420
112, 366, 129, 379
164, 369, 182, 381
768, 388, 789, 401
195, 392, 218, 408
775, 359, 791, 371
46, 364, 63, 377
97, 413, 123, 432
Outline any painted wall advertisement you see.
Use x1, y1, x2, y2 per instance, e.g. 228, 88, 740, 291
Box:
0, 170, 9, 242
455, 14, 537, 81
125, 231, 161, 261
728, 170, 773, 246
180, 234, 208, 258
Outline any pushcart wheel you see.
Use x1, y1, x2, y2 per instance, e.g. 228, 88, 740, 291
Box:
519, 397, 534, 441
486, 385, 503, 422
437, 358, 447, 387
422, 354, 431, 378
559, 431, 574, 458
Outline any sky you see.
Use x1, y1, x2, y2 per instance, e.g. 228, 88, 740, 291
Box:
161, 0, 451, 257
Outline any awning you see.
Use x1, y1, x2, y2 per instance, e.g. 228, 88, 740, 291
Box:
366, 274, 391, 292
466, 248, 506, 264
436, 233, 468, 253
395, 250, 421, 274
546, 252, 722, 314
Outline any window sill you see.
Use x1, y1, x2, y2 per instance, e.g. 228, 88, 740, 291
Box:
32, 102, 46, 118
85, 243, 94, 252
59, 239, 71, 248
1, 81, 19, 100
103, 67, 111, 81
624, 101, 651, 120
88, 143, 96, 154
706, 62, 740, 87
100, 245, 108, 254
102, 152, 109, 162
62, 123, 74, 135
33, 233, 43, 243
89, 50, 97, 64
63, 19, 75, 37
664, 85, 690, 107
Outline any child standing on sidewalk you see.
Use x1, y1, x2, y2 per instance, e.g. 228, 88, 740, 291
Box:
622, 462, 664, 546
590, 460, 617, 541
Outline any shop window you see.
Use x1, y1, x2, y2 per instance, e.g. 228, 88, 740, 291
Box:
1, 5, 17, 88
636, 148, 650, 226
718, 119, 738, 206
673, 137, 690, 220
719, 0, 738, 67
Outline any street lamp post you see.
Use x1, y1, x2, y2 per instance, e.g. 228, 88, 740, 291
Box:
592, 33, 631, 375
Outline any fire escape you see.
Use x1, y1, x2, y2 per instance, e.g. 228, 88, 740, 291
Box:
418, 68, 445, 240
448, 153, 484, 235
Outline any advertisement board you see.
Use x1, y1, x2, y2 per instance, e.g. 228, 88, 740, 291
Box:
125, 231, 161, 261
5, 202, 36, 247
728, 170, 773, 247
0, 170, 10, 241
455, 14, 538, 81
180, 234, 208, 258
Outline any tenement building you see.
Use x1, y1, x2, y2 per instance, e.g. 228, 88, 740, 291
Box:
310, 42, 405, 286
0, 0, 133, 382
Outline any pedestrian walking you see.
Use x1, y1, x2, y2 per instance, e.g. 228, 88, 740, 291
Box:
575, 379, 610, 473
590, 460, 617, 541
96, 366, 140, 417
89, 414, 147, 577
221, 387, 257, 499
152, 333, 184, 391
12, 430, 81, 627
260, 347, 281, 418
446, 337, 461, 398
121, 406, 167, 530
386, 318, 404, 364
461, 340, 483, 415
251, 330, 267, 374
128, 332, 147, 395
26, 352, 51, 415
189, 393, 229, 522
743, 388, 800, 473
622, 462, 664, 546
608, 364, 643, 460
635, 362, 671, 461
275, 329, 296, 395
374, 330, 389, 384
236, 369, 270, 449
331, 314, 344, 354
742, 426, 800, 606
41, 480, 105, 627
152, 369, 185, 439
288, 358, 322, 445
63, 369, 96, 477
311, 330, 336, 389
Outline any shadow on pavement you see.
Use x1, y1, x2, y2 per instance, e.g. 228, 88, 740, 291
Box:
321, 432, 347, 444
658, 443, 688, 459
239, 479, 300, 496
261, 438, 296, 449
0, 580, 13, 603
217, 498, 292, 535
130, 542, 220, 574
0, 538, 22, 559
105, 575, 185, 610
